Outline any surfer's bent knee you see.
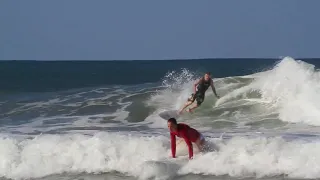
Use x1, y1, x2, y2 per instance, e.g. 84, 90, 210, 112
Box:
186, 101, 193, 105
195, 96, 204, 106
187, 93, 196, 102
196, 133, 205, 145
199, 133, 205, 142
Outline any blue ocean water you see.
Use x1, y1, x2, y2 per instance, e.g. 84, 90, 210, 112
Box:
1, 57, 320, 180
1, 58, 283, 92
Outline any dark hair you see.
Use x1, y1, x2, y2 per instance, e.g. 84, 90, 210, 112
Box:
167, 118, 177, 125
205, 72, 211, 76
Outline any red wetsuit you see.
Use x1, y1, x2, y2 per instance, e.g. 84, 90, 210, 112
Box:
170, 123, 201, 159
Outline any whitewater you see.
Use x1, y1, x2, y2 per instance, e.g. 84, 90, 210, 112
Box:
1, 57, 320, 180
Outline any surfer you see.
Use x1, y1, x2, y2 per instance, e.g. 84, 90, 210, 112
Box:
179, 72, 219, 114
167, 118, 205, 160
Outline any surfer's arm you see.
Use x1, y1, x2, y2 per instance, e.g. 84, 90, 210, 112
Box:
181, 132, 193, 159
170, 133, 176, 158
194, 79, 202, 93
211, 79, 219, 98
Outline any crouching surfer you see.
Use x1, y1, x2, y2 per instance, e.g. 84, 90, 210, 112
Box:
167, 118, 206, 160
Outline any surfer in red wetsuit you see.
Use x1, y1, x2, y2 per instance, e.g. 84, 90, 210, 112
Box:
167, 118, 205, 160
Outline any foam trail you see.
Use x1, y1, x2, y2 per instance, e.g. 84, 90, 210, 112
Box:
145, 69, 199, 127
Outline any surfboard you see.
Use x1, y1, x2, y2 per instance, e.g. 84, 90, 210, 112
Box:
158, 110, 180, 120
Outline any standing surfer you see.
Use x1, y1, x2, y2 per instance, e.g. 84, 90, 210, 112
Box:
179, 72, 219, 114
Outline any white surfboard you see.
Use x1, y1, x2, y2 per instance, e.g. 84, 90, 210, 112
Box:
158, 110, 180, 120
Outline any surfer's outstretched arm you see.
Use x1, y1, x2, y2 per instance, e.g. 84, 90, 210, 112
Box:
170, 133, 176, 158
181, 133, 193, 159
211, 79, 219, 98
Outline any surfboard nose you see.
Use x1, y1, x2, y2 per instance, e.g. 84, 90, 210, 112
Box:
158, 110, 180, 120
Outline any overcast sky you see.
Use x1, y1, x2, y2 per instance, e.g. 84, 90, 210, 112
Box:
1, 0, 319, 60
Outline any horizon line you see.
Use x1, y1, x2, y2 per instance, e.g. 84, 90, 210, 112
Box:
1, 57, 319, 62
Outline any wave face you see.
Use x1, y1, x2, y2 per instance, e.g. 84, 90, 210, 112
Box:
1, 57, 320, 180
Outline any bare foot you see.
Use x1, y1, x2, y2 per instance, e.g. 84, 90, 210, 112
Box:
186, 108, 194, 113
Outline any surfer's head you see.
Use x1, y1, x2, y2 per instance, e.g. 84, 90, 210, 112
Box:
204, 72, 211, 81
167, 118, 178, 132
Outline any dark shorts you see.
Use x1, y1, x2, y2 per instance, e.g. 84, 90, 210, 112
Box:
188, 92, 205, 106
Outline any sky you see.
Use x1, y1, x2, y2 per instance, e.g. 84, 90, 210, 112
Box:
0, 0, 320, 60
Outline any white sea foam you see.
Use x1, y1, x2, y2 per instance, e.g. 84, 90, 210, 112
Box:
252, 57, 320, 126
1, 132, 320, 179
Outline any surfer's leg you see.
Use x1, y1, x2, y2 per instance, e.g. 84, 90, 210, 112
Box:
179, 94, 195, 114
179, 101, 193, 114
187, 94, 204, 113
195, 134, 205, 152
187, 104, 198, 113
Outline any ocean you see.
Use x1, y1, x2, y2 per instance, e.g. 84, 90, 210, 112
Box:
1, 57, 320, 180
